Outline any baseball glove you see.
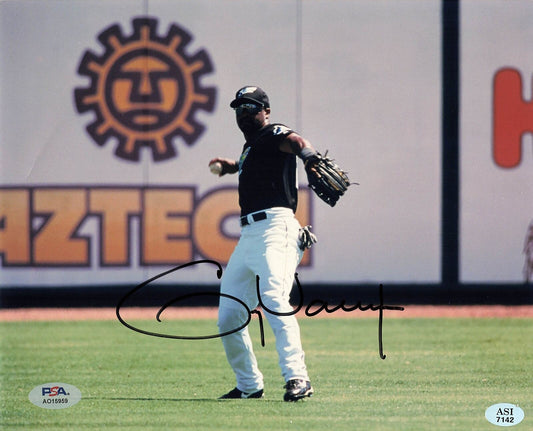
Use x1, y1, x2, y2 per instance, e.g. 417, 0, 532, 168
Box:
304, 152, 352, 207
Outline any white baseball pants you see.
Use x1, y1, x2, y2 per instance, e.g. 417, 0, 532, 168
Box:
217, 207, 309, 393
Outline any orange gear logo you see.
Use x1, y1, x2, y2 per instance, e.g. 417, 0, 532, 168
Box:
74, 17, 216, 162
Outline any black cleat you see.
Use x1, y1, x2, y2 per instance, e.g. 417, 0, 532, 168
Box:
283, 379, 314, 402
219, 387, 264, 399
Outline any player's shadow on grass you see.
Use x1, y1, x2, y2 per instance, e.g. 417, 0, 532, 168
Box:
86, 396, 216, 402
86, 396, 283, 403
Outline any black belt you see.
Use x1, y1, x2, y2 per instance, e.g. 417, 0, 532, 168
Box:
240, 211, 267, 226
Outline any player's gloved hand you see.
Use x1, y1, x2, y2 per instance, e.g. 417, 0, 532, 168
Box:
298, 225, 318, 250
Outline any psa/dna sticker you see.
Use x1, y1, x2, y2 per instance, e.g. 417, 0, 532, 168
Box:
485, 403, 524, 427
29, 383, 82, 409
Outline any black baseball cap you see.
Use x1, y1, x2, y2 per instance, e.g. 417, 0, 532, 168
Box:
230, 86, 270, 108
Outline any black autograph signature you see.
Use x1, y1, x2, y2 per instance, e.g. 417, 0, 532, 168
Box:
115, 259, 405, 359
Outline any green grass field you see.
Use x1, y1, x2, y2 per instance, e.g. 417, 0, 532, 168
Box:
1, 315, 531, 430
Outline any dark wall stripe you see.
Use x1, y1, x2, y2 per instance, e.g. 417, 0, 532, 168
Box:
441, 0, 460, 289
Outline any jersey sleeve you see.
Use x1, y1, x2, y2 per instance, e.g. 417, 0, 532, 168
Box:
259, 124, 293, 155
270, 124, 293, 138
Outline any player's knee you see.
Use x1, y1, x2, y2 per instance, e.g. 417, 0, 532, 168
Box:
217, 306, 247, 333
259, 292, 291, 315
217, 310, 231, 332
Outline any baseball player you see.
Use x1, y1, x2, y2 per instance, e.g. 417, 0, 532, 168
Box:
209, 86, 350, 402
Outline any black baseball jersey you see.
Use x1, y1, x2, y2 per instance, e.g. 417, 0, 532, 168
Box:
238, 123, 298, 216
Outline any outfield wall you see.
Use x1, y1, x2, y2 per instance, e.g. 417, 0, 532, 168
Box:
0, 1, 532, 305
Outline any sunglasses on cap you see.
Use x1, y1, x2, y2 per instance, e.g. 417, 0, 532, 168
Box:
233, 103, 264, 115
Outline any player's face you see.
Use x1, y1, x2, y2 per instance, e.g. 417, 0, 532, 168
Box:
234, 103, 269, 135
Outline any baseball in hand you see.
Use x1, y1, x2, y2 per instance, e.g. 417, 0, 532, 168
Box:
209, 161, 223, 175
